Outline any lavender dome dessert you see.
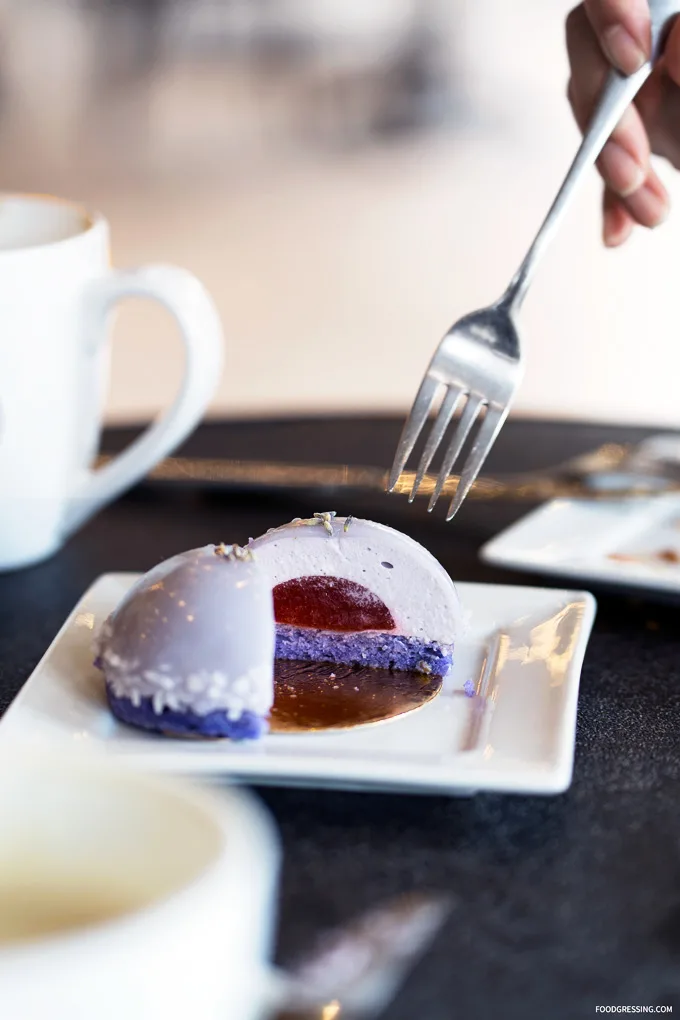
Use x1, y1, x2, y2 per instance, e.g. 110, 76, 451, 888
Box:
95, 544, 274, 739
249, 513, 460, 677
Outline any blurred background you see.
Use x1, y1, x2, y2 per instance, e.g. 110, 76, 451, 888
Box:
2, 0, 680, 427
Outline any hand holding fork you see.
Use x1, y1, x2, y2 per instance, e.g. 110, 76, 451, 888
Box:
388, 0, 679, 520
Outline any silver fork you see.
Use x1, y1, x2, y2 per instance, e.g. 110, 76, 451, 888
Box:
388, 0, 678, 521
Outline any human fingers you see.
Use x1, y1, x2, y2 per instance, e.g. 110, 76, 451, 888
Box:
583, 0, 651, 73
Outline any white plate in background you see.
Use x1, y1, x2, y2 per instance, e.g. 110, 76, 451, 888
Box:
0, 574, 596, 796
481, 495, 680, 597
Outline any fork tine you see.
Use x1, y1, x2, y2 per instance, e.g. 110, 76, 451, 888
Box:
408, 385, 463, 502
428, 394, 483, 512
445, 404, 507, 520
387, 375, 441, 492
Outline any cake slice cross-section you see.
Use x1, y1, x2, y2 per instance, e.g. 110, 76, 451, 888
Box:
249, 514, 460, 676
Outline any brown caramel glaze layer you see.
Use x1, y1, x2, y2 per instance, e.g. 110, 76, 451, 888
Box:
270, 659, 442, 733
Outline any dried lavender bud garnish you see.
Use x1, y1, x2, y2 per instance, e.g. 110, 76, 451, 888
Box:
314, 511, 337, 535
214, 543, 253, 562
463, 679, 475, 697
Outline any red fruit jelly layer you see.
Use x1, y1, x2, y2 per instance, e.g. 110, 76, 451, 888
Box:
273, 576, 396, 633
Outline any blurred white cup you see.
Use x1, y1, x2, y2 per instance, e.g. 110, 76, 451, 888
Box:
0, 751, 278, 1020
0, 193, 224, 572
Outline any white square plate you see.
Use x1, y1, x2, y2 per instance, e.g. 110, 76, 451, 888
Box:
0, 574, 596, 796
481, 495, 680, 597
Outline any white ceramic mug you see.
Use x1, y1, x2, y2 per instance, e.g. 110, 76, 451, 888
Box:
0, 751, 279, 1020
0, 193, 224, 572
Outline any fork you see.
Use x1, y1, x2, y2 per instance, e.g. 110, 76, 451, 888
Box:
388, 0, 678, 521
271, 893, 452, 1019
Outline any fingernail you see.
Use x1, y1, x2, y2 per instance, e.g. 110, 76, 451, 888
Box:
602, 25, 647, 74
625, 181, 670, 228
603, 195, 632, 248
645, 184, 670, 227
598, 142, 645, 197
603, 215, 630, 248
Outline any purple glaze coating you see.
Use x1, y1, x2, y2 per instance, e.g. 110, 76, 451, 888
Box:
95, 544, 274, 727
275, 624, 452, 676
106, 685, 267, 739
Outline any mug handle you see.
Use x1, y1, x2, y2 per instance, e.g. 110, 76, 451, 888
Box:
63, 264, 223, 536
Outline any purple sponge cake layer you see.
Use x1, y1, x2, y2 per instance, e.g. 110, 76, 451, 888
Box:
275, 624, 452, 676
106, 685, 267, 740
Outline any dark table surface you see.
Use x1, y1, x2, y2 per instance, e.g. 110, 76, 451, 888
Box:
2, 416, 680, 1020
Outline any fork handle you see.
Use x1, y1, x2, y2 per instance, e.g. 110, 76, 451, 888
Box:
502, 0, 679, 313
